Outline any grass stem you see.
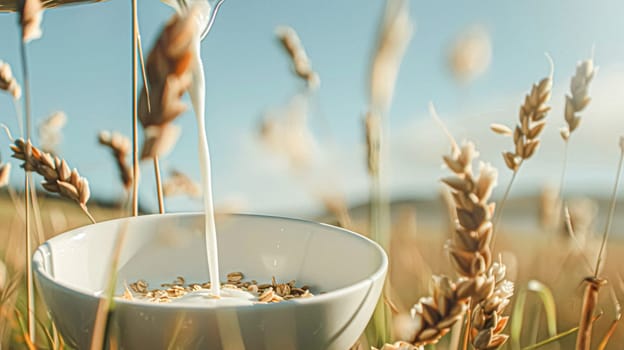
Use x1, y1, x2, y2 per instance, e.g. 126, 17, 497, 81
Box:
594, 147, 624, 277
492, 163, 521, 250
131, 0, 139, 217
154, 157, 165, 214
80, 204, 97, 224
19, 23, 35, 344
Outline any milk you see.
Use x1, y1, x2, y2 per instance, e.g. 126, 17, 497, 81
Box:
189, 39, 221, 297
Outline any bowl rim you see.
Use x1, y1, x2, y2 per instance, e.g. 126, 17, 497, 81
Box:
33, 212, 388, 311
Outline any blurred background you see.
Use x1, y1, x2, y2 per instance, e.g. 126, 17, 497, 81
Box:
3, 1, 624, 348
0, 0, 623, 217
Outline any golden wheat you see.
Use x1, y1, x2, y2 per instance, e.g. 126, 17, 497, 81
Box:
439, 139, 513, 349
492, 75, 552, 171
442, 142, 496, 279
470, 262, 513, 350
10, 138, 95, 222
401, 276, 470, 346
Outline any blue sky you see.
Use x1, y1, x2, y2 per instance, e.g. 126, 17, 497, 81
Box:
1, 0, 624, 216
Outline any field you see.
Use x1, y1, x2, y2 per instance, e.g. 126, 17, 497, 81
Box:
2, 191, 624, 349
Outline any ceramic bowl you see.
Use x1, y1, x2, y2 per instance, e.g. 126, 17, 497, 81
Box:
33, 213, 387, 350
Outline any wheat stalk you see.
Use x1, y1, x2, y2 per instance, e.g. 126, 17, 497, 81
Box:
138, 7, 195, 160
437, 134, 513, 349
138, 5, 200, 215
557, 58, 596, 230
365, 2, 413, 346
276, 26, 319, 90
98, 130, 132, 190
396, 133, 512, 348
369, 0, 413, 114
560, 59, 595, 141
10, 138, 95, 223
16, 0, 43, 341
490, 66, 553, 248
441, 142, 496, 279
492, 74, 552, 172
576, 137, 624, 349
130, 0, 139, 216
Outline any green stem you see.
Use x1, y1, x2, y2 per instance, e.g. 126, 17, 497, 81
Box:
522, 326, 579, 350
365, 111, 391, 347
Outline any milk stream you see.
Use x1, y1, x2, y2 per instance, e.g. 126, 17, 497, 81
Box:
189, 40, 221, 298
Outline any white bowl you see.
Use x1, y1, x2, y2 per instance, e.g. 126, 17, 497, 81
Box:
33, 213, 387, 349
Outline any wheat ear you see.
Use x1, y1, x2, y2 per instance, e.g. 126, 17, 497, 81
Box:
441, 140, 513, 349
490, 66, 553, 248
10, 138, 95, 223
